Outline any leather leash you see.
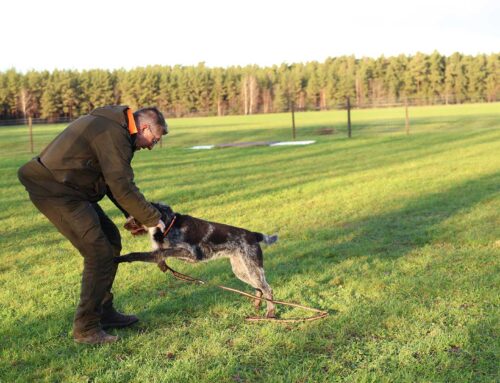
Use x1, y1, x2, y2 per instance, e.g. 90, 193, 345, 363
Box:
159, 262, 329, 323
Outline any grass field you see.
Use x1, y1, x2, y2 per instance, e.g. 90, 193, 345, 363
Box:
0, 103, 499, 382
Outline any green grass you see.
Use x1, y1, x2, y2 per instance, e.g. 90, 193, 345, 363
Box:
0, 103, 499, 382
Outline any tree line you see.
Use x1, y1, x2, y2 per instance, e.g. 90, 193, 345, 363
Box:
0, 51, 497, 121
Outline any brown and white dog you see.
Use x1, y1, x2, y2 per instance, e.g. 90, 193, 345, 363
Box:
115, 202, 278, 318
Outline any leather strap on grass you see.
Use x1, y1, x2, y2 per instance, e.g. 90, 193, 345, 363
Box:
159, 262, 329, 323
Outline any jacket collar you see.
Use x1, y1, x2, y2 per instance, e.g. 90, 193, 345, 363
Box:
126, 108, 138, 135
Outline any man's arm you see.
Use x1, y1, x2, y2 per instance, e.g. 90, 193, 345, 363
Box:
91, 127, 161, 227
106, 185, 147, 235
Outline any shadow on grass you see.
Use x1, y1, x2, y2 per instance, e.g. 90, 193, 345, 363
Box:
268, 170, 499, 276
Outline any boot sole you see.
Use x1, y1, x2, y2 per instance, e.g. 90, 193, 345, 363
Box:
101, 317, 139, 330
74, 335, 119, 345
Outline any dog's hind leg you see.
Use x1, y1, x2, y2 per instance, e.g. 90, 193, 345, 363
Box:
254, 289, 263, 310
252, 270, 275, 318
229, 250, 276, 318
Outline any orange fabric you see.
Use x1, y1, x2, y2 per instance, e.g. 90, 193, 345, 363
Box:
126, 108, 138, 135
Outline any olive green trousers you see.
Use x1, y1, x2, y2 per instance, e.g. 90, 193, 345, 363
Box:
19, 160, 121, 335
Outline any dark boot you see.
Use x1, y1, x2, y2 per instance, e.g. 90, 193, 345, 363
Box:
101, 307, 139, 329
74, 329, 119, 345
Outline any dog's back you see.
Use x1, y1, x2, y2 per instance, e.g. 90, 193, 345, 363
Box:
165, 214, 277, 263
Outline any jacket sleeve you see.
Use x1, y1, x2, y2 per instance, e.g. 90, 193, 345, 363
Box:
91, 127, 160, 227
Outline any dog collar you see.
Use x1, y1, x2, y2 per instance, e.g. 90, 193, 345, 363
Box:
162, 215, 177, 238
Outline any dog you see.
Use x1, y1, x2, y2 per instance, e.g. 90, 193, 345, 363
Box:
115, 202, 278, 318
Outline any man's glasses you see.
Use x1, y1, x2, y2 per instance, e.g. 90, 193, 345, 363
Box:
146, 126, 161, 146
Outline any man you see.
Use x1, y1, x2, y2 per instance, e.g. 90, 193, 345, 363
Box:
18, 105, 168, 345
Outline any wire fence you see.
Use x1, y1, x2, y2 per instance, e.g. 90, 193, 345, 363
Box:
0, 96, 496, 127
1, 99, 498, 159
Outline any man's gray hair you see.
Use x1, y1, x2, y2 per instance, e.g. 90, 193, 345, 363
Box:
134, 107, 168, 135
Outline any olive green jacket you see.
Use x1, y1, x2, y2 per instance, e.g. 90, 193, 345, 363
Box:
37, 105, 160, 226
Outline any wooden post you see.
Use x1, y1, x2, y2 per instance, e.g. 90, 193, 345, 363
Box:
287, 64, 297, 140
347, 97, 352, 138
405, 98, 410, 135
28, 116, 33, 153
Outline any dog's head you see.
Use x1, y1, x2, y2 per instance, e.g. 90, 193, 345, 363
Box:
149, 202, 176, 243
123, 202, 176, 245
151, 202, 175, 224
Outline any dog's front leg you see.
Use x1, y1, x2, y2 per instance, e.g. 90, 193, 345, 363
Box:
114, 250, 165, 264
116, 248, 192, 266
157, 260, 168, 272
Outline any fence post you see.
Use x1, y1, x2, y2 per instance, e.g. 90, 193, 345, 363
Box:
347, 97, 352, 138
291, 99, 296, 140
28, 116, 34, 153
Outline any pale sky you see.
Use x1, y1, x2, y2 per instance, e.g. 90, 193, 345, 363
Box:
1, 0, 498, 72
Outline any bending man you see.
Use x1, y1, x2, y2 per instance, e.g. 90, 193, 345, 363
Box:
18, 105, 167, 345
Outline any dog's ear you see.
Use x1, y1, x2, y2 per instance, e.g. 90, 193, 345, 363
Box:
151, 201, 175, 221
164, 205, 174, 217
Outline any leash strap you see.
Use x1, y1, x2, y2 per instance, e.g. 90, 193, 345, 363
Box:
160, 262, 329, 323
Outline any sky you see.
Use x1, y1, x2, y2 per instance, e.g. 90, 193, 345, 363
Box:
1, 0, 498, 72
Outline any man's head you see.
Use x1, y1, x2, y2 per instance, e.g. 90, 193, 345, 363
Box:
133, 107, 168, 150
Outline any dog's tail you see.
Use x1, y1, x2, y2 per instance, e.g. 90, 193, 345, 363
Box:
255, 232, 278, 245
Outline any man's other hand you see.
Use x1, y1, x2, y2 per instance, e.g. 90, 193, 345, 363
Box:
124, 216, 147, 236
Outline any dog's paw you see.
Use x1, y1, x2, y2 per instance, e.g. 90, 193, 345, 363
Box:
265, 310, 276, 319
157, 261, 168, 273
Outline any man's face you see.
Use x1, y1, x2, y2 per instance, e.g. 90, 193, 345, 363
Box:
135, 124, 162, 151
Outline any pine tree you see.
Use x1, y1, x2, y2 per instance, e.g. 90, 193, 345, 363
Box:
428, 51, 445, 103
0, 69, 21, 119
157, 66, 173, 115
305, 62, 321, 110
356, 57, 374, 106
22, 70, 49, 118
485, 54, 499, 102
336, 56, 356, 101
405, 52, 430, 103
59, 70, 81, 118
445, 53, 468, 104
40, 70, 63, 120
385, 54, 407, 103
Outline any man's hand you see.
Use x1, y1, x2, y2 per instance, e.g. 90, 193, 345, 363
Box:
124, 216, 147, 236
